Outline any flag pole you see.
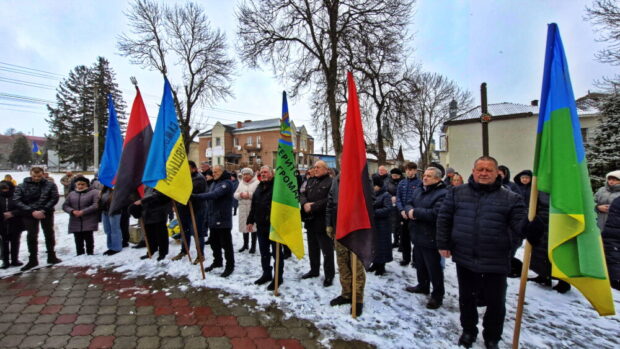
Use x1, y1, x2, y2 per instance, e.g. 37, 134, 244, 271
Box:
172, 202, 193, 263
351, 252, 358, 319
188, 201, 206, 280
274, 242, 280, 296
512, 177, 539, 349
139, 217, 152, 259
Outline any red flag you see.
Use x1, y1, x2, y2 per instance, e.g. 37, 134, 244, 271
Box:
109, 88, 153, 214
336, 72, 376, 268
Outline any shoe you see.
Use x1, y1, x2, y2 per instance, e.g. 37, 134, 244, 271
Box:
132, 241, 146, 249
47, 253, 62, 264
353, 303, 363, 317
122, 242, 129, 248
1, 262, 9, 269
330, 295, 352, 306
140, 255, 150, 260
21, 260, 38, 271
249, 247, 256, 254
220, 267, 234, 278
238, 245, 248, 253
484, 340, 500, 349
254, 274, 272, 285
611, 280, 620, 291
192, 256, 205, 265
368, 263, 377, 272
374, 264, 385, 275
106, 250, 119, 256
405, 285, 429, 294
301, 271, 319, 279
426, 297, 442, 309
267, 279, 282, 291
157, 254, 167, 261
323, 277, 333, 287
399, 260, 410, 266
103, 250, 111, 256
553, 280, 571, 294
458, 332, 477, 348
11, 261, 23, 267
171, 252, 187, 261
205, 263, 223, 272
528, 275, 552, 287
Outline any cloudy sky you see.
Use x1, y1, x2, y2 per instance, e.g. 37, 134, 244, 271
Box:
0, 0, 616, 153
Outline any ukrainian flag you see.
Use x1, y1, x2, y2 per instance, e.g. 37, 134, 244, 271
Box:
142, 78, 192, 204
32, 142, 41, 155
534, 23, 614, 316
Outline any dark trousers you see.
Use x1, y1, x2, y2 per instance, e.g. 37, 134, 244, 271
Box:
456, 264, 507, 342
306, 223, 335, 278
180, 208, 205, 256
413, 245, 445, 300
120, 207, 130, 245
210, 228, 234, 267
144, 222, 169, 257
1, 229, 21, 264
401, 219, 413, 263
73, 231, 94, 255
257, 225, 284, 279
23, 215, 56, 259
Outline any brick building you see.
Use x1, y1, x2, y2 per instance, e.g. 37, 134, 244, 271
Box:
198, 119, 315, 171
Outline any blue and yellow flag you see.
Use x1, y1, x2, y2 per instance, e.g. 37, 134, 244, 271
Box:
534, 23, 614, 316
142, 79, 192, 204
269, 92, 304, 259
32, 142, 41, 155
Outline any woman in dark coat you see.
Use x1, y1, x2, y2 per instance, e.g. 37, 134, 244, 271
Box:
513, 170, 533, 207
0, 180, 25, 268
370, 177, 394, 275
386, 168, 403, 248
62, 177, 100, 255
602, 196, 620, 290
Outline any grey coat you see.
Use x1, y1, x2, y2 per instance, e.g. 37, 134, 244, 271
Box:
595, 183, 620, 230
63, 188, 100, 233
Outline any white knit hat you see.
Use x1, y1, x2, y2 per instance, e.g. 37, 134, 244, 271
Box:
606, 170, 620, 180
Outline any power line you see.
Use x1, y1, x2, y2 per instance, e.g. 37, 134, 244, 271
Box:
0, 92, 55, 105
0, 107, 48, 115
0, 76, 57, 90
0, 61, 63, 78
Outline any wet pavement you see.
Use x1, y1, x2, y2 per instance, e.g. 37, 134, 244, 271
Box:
0, 266, 374, 349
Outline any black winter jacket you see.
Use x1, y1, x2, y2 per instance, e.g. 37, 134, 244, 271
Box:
436, 175, 527, 274
300, 174, 332, 227
14, 177, 59, 214
603, 196, 620, 280
374, 191, 394, 263
134, 187, 171, 225
405, 181, 448, 249
0, 181, 25, 235
246, 180, 273, 230
193, 173, 234, 229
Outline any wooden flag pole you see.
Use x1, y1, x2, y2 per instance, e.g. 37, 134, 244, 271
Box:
138, 217, 152, 259
512, 177, 539, 349
172, 202, 193, 263
352, 252, 358, 319
188, 201, 206, 280
274, 242, 281, 296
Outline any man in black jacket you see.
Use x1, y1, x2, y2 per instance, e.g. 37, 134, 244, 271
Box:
300, 160, 334, 287
131, 187, 172, 261
437, 156, 527, 349
14, 166, 61, 271
246, 166, 284, 290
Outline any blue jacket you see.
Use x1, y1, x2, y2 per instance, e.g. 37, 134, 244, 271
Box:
396, 175, 421, 212
436, 175, 527, 274
405, 181, 448, 249
193, 177, 234, 229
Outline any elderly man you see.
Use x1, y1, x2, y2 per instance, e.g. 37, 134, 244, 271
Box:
437, 156, 527, 349
14, 166, 61, 271
200, 162, 211, 177
300, 160, 334, 286
404, 167, 448, 309
246, 166, 284, 290
193, 165, 235, 277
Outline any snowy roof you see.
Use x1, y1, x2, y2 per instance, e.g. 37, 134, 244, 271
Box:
199, 118, 313, 138
451, 103, 538, 122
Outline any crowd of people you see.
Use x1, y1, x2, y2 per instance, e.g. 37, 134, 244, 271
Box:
1, 159, 619, 348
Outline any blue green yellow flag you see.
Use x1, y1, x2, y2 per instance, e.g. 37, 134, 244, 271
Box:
534, 23, 614, 316
269, 92, 304, 259
142, 78, 192, 204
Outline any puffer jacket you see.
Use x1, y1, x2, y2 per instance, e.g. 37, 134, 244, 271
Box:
63, 188, 100, 233
234, 176, 259, 233
436, 175, 527, 274
595, 181, 620, 230
373, 190, 394, 264
405, 181, 448, 249
396, 175, 421, 212
14, 177, 59, 214
603, 196, 620, 280
246, 179, 273, 230
193, 172, 234, 229
0, 181, 25, 235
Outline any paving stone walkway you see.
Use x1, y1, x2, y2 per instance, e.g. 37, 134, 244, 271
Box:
0, 266, 374, 349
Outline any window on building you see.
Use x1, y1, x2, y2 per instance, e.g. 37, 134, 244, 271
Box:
256, 135, 262, 146
208, 140, 212, 148
217, 157, 221, 165
215, 137, 221, 146
301, 138, 306, 151
247, 136, 252, 145
233, 137, 238, 147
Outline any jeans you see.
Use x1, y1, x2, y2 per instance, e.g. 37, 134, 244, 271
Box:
102, 212, 122, 252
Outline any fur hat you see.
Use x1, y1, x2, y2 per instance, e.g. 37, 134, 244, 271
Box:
390, 168, 403, 176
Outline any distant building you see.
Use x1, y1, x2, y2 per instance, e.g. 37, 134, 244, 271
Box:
198, 119, 314, 171
438, 93, 603, 174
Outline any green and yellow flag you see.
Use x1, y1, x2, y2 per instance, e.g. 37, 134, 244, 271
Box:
269, 92, 304, 259
534, 23, 614, 316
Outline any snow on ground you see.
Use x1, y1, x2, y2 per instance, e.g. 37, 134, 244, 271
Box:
2, 171, 620, 348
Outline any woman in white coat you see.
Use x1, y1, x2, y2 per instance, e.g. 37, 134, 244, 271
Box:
234, 168, 259, 253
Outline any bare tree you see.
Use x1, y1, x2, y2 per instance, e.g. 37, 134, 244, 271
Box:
586, 0, 620, 65
237, 0, 414, 164
118, 0, 235, 150
400, 72, 472, 168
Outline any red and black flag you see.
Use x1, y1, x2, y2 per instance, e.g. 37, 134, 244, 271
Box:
109, 88, 153, 214
336, 72, 376, 269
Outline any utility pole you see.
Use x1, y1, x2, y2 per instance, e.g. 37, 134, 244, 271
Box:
93, 89, 99, 172
480, 83, 491, 156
